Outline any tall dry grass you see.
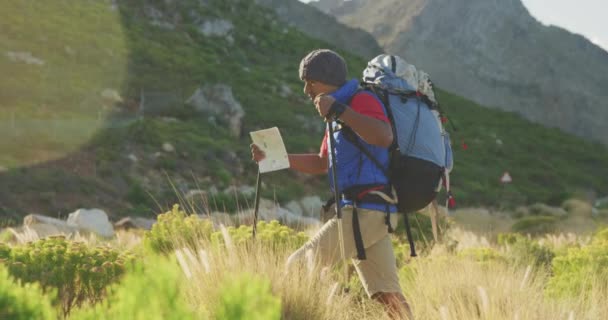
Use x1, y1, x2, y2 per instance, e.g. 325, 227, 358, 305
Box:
172, 234, 389, 320
169, 223, 607, 320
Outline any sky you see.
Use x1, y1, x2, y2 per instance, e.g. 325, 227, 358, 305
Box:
299, 0, 608, 51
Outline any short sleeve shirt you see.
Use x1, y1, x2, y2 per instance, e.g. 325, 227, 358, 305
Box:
319, 92, 389, 157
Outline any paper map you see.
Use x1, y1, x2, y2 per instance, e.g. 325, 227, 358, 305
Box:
249, 127, 290, 173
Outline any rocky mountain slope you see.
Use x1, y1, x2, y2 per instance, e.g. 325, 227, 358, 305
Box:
311, 0, 608, 145
1, 0, 608, 221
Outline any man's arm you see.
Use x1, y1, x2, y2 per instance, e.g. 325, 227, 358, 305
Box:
314, 95, 393, 148
337, 108, 393, 148
288, 153, 328, 175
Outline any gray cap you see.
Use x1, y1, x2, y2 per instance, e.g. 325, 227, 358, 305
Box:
299, 49, 347, 87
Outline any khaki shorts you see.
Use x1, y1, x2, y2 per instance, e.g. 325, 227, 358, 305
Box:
292, 206, 401, 297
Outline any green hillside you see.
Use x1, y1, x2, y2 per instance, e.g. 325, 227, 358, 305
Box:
0, 0, 607, 219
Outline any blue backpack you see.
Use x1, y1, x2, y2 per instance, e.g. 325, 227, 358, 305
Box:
357, 54, 455, 215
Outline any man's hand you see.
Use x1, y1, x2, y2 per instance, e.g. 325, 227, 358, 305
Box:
314, 94, 335, 120
250, 143, 266, 163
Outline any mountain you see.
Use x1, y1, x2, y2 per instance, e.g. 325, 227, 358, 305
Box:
311, 0, 608, 146
253, 0, 383, 59
0, 0, 607, 221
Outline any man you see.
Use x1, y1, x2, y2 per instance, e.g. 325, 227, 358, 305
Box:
251, 49, 412, 319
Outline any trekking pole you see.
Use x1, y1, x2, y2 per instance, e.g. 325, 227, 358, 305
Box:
327, 122, 348, 281
252, 167, 262, 239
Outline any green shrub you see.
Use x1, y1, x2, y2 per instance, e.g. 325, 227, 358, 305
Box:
592, 227, 608, 246
511, 216, 557, 235
1, 236, 135, 316
497, 233, 555, 268
457, 247, 507, 265
211, 220, 308, 250
71, 257, 197, 320
528, 203, 567, 217
215, 273, 281, 320
144, 204, 214, 254
0, 266, 56, 320
546, 243, 608, 298
561, 199, 593, 217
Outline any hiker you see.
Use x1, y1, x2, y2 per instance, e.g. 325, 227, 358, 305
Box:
251, 49, 412, 319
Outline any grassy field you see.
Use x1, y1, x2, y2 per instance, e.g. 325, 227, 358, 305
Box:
1, 204, 607, 319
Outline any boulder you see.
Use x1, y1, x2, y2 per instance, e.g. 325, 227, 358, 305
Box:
67, 209, 115, 238
300, 196, 324, 216
198, 19, 233, 37
20, 214, 77, 239
186, 84, 245, 137
114, 217, 156, 230
6, 51, 45, 65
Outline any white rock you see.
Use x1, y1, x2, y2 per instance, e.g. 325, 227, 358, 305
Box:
101, 89, 123, 103
186, 84, 245, 137
67, 209, 114, 238
300, 196, 324, 216
286, 200, 303, 216
198, 19, 234, 37
162, 142, 175, 153
24, 214, 71, 229
185, 189, 207, 200
127, 153, 138, 162
279, 84, 292, 98
6, 51, 45, 65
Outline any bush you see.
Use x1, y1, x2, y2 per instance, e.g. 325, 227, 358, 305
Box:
144, 204, 214, 254
561, 199, 593, 217
592, 227, 608, 246
457, 247, 506, 265
71, 257, 197, 320
497, 233, 555, 268
215, 273, 281, 320
0, 266, 56, 320
546, 243, 608, 298
211, 220, 308, 250
1, 236, 135, 316
528, 203, 567, 217
511, 216, 557, 235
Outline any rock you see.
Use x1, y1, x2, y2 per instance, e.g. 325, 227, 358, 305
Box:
21, 214, 77, 239
114, 217, 156, 230
6, 51, 45, 65
64, 46, 76, 56
198, 19, 233, 37
198, 212, 233, 227
185, 189, 208, 201
162, 142, 175, 153
300, 196, 324, 216
186, 84, 245, 137
285, 201, 303, 216
67, 209, 114, 238
279, 84, 292, 98
101, 89, 123, 103
127, 153, 138, 162
239, 198, 320, 228
144, 5, 175, 29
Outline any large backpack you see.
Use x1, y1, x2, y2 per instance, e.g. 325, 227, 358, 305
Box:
357, 54, 454, 216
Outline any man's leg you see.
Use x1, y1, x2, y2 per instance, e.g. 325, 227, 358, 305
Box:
351, 211, 413, 319
372, 292, 413, 320
286, 208, 356, 269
